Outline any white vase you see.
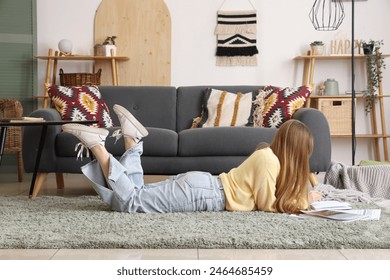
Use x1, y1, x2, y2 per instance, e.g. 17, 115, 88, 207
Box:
311, 45, 324, 56
324, 78, 339, 96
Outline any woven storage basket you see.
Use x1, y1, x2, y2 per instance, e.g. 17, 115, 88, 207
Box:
317, 98, 352, 135
0, 98, 24, 182
59, 68, 102, 86
0, 99, 23, 153
0, 99, 24, 153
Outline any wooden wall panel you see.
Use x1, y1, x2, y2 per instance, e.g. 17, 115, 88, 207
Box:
94, 0, 171, 85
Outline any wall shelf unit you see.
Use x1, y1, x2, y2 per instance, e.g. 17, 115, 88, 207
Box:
35, 49, 129, 108
295, 53, 389, 162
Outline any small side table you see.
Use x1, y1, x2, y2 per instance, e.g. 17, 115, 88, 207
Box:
0, 119, 98, 198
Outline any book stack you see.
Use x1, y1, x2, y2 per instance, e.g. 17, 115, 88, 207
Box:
1, 117, 45, 122
9, 117, 45, 122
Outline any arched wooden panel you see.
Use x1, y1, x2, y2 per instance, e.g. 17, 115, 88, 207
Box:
94, 0, 171, 85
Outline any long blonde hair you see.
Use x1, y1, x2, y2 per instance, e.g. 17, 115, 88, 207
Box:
265, 120, 313, 214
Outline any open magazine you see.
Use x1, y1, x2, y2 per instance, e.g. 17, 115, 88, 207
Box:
291, 200, 381, 222
310, 201, 352, 211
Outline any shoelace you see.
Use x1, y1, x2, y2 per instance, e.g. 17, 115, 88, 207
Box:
74, 142, 90, 161
112, 129, 123, 144
73, 129, 125, 160
112, 129, 141, 143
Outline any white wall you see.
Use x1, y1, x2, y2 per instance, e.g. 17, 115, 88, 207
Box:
36, 0, 390, 166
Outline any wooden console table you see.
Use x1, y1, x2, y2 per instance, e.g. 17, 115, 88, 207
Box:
35, 49, 129, 108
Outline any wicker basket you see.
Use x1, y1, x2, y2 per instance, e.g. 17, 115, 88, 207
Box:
0, 98, 23, 152
59, 68, 102, 86
317, 98, 352, 135
0, 99, 24, 181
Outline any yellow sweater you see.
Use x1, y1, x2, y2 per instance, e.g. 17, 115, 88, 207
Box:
219, 147, 280, 212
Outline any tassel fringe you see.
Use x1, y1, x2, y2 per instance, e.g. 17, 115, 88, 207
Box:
216, 56, 257, 66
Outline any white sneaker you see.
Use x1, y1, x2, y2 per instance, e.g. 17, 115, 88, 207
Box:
112, 104, 148, 143
62, 124, 109, 160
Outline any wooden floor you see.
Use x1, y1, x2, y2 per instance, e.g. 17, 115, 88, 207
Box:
0, 171, 390, 260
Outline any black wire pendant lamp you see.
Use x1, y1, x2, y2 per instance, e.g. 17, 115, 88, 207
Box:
309, 0, 346, 31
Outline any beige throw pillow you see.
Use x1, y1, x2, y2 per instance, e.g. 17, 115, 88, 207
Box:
192, 88, 255, 128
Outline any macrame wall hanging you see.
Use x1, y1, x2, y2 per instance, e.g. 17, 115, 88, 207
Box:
215, 0, 258, 66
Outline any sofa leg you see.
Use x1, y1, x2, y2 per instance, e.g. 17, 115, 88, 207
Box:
17, 151, 23, 182
309, 173, 319, 187
30, 172, 48, 198
56, 173, 64, 189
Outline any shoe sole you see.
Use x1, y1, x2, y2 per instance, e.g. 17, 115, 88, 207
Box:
62, 124, 109, 137
113, 105, 149, 137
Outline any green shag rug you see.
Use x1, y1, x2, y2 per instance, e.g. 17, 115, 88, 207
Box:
0, 195, 389, 249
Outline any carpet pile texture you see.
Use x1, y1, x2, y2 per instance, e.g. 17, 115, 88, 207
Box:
0, 195, 389, 249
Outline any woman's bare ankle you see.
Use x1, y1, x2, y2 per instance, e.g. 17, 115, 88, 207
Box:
124, 137, 137, 150
90, 143, 109, 158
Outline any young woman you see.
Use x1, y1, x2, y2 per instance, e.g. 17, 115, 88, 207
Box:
62, 105, 319, 215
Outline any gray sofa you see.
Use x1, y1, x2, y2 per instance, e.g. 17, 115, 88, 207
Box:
23, 86, 331, 190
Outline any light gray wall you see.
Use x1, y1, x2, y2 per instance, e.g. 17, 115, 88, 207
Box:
36, 0, 390, 166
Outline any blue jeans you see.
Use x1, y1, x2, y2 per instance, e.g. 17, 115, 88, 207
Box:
81, 142, 226, 213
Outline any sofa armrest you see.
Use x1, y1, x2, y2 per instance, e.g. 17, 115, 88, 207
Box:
22, 109, 62, 173
292, 108, 331, 173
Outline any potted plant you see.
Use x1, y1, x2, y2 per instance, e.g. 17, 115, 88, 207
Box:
361, 40, 375, 55
310, 41, 325, 55
363, 40, 386, 113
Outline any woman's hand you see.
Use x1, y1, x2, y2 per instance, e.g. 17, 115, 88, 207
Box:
308, 190, 322, 204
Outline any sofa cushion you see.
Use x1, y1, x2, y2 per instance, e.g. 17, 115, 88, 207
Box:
178, 127, 277, 156
131, 127, 178, 157
56, 127, 178, 158
192, 88, 256, 128
98, 86, 177, 131
48, 85, 114, 128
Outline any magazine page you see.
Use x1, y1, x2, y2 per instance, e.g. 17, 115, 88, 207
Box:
289, 200, 382, 222
300, 209, 368, 222
310, 201, 352, 210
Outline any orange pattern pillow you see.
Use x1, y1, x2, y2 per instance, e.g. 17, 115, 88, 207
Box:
253, 85, 311, 128
48, 85, 114, 128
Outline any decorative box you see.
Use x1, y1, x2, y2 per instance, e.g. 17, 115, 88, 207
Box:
94, 45, 117, 56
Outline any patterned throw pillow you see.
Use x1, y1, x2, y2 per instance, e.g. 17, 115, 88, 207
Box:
48, 85, 114, 128
253, 85, 311, 128
192, 88, 257, 128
